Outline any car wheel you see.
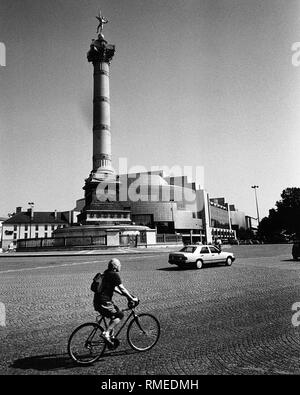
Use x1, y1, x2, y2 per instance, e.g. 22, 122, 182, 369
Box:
225, 257, 233, 266
195, 259, 203, 270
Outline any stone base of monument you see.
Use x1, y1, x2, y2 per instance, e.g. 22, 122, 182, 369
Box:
52, 224, 156, 248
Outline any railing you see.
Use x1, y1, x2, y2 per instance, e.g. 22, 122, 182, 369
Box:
17, 235, 107, 250
156, 234, 182, 243
16, 233, 182, 250
119, 232, 147, 247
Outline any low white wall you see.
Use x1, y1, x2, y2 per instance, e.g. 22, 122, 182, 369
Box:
146, 230, 156, 245
106, 231, 120, 246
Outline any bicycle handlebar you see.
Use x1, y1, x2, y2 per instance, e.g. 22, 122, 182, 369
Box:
127, 298, 139, 309
113, 288, 139, 307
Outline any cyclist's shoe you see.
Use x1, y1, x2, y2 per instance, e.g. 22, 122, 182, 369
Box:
101, 331, 114, 347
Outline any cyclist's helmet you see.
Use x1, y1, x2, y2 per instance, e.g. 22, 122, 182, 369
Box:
108, 258, 121, 272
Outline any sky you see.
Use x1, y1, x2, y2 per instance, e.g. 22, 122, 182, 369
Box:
0, 0, 300, 220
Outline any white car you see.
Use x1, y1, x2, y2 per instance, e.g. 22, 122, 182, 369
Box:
168, 244, 235, 269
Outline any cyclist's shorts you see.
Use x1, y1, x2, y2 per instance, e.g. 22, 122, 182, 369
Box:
95, 301, 124, 320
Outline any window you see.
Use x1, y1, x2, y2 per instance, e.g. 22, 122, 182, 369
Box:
35, 225, 39, 231
25, 225, 28, 231
44, 225, 48, 230
209, 246, 220, 253
200, 247, 210, 254
180, 246, 196, 253
24, 233, 28, 239
44, 233, 48, 238
51, 225, 55, 231
14, 226, 17, 231
35, 233, 39, 239
13, 233, 17, 240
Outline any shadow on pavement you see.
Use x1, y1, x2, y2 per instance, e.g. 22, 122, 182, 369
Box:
281, 259, 299, 262
11, 348, 137, 372
157, 266, 180, 271
157, 263, 226, 271
11, 353, 79, 371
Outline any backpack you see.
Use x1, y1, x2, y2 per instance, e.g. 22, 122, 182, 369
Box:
90, 272, 104, 293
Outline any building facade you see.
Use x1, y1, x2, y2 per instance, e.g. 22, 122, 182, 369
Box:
0, 217, 7, 249
245, 216, 259, 234
116, 171, 204, 243
204, 198, 235, 243
76, 170, 237, 244
1, 207, 72, 250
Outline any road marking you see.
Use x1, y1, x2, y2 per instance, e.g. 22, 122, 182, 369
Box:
0, 255, 158, 274
0, 260, 105, 274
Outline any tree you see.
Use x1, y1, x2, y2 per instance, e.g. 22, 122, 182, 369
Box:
237, 227, 255, 241
275, 188, 300, 238
258, 188, 300, 242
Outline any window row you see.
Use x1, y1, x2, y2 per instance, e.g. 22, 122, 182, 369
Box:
89, 213, 130, 219
13, 225, 57, 231
13, 232, 52, 239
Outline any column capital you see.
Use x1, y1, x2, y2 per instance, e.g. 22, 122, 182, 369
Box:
87, 37, 115, 64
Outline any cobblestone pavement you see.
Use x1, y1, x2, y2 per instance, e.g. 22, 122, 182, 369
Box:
0, 244, 300, 375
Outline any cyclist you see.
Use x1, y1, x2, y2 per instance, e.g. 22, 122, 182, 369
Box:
215, 238, 222, 251
93, 258, 138, 345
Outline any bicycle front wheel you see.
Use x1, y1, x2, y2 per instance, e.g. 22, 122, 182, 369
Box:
68, 322, 106, 365
127, 313, 160, 352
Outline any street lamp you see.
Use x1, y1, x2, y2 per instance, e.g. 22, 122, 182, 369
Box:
251, 186, 260, 224
28, 202, 34, 239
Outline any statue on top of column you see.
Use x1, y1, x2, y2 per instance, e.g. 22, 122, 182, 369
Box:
96, 11, 108, 35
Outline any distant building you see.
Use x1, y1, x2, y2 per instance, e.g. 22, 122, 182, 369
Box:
119, 171, 202, 234
75, 170, 205, 243
75, 170, 240, 245
229, 205, 259, 239
0, 217, 7, 249
229, 204, 247, 237
208, 198, 236, 242
1, 207, 74, 250
245, 215, 258, 234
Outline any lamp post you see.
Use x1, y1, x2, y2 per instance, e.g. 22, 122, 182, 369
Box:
28, 202, 34, 239
251, 186, 260, 225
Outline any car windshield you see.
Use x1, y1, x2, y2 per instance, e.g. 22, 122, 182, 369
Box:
180, 246, 197, 253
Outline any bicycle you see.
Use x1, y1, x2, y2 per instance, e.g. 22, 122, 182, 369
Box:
67, 299, 160, 365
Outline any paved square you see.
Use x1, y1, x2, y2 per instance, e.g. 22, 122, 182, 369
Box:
0, 244, 300, 375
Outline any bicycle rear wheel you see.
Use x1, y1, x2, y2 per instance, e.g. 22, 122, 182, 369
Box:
68, 322, 106, 365
127, 313, 160, 352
